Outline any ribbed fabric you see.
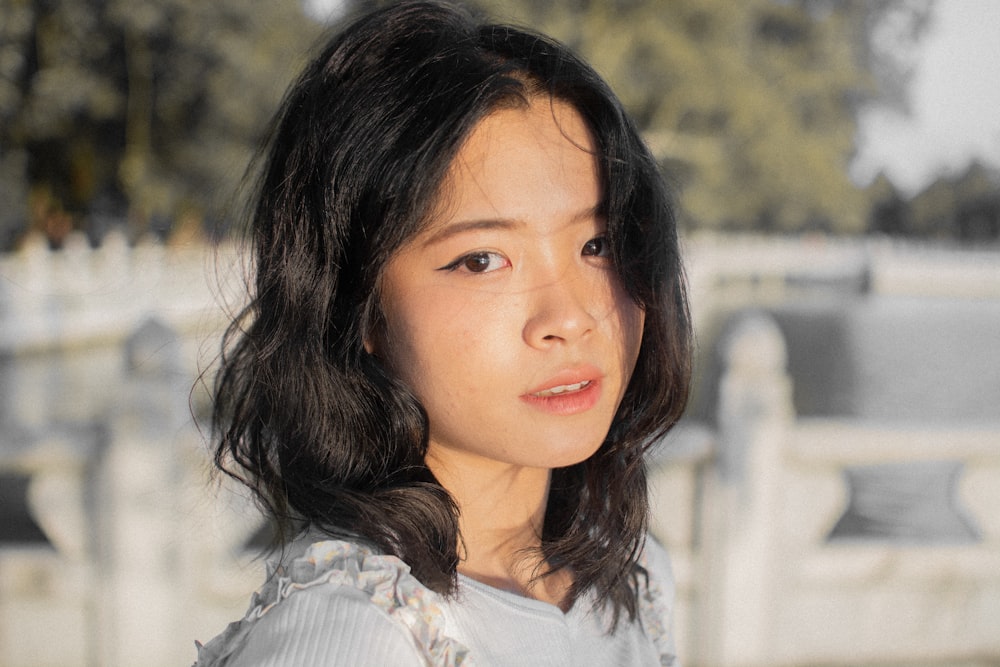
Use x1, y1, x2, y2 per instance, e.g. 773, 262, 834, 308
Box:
439, 538, 678, 666
194, 535, 679, 666
444, 578, 660, 666
229, 585, 425, 666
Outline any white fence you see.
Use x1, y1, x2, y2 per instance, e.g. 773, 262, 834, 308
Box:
650, 312, 1000, 666
1, 231, 998, 666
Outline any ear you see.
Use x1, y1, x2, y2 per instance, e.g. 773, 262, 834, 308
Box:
362, 316, 385, 357
360, 298, 383, 357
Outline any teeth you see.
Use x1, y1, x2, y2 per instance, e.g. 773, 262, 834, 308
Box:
535, 380, 589, 397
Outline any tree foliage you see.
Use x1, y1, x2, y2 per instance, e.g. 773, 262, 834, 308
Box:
869, 161, 1000, 242
0, 0, 319, 248
0, 0, 930, 248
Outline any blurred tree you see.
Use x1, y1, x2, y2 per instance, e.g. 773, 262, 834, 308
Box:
0, 0, 33, 250
464, 0, 930, 233
0, 0, 319, 249
866, 171, 911, 236
907, 161, 1000, 242
1, 0, 931, 246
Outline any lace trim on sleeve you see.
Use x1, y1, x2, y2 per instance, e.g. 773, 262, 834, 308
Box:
637, 542, 679, 667
195, 539, 474, 667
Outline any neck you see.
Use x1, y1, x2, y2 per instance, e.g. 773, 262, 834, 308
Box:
426, 449, 572, 609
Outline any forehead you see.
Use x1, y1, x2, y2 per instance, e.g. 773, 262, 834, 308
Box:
418, 98, 602, 238
457, 98, 596, 166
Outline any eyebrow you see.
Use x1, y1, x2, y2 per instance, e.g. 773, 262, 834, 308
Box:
419, 218, 519, 248
419, 203, 605, 248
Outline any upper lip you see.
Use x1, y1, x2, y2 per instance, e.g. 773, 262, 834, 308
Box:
523, 365, 604, 396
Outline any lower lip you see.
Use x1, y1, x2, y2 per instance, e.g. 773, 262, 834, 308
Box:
520, 380, 602, 416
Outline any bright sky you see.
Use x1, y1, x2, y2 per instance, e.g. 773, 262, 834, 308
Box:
851, 0, 1000, 194
303, 0, 348, 21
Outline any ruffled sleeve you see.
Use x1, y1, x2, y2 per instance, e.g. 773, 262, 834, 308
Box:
194, 539, 474, 667
637, 536, 681, 666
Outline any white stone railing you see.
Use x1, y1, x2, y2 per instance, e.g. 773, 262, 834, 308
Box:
1, 231, 258, 666
0, 230, 240, 356
648, 312, 1000, 667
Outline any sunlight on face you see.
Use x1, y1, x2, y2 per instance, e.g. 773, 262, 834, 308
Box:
375, 98, 644, 479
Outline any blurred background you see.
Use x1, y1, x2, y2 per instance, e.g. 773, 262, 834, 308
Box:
0, 0, 997, 665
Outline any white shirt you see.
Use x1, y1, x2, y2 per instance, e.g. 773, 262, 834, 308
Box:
194, 536, 679, 666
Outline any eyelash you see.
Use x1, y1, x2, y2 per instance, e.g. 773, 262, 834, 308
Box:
582, 235, 611, 258
440, 236, 610, 274
441, 251, 509, 274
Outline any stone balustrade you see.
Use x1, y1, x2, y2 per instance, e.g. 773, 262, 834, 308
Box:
653, 311, 1000, 666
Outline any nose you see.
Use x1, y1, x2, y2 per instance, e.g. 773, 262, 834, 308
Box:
522, 267, 599, 348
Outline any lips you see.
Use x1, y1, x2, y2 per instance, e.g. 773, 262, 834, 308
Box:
521, 367, 604, 415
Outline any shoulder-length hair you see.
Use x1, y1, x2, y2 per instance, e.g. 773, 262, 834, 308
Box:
213, 0, 691, 625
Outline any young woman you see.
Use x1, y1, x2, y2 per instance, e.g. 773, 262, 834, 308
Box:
195, 1, 691, 665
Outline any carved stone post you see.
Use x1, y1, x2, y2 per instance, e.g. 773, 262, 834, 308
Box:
697, 312, 794, 666
95, 317, 187, 666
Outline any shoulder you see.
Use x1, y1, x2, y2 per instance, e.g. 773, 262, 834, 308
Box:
639, 533, 676, 599
194, 538, 472, 667
201, 582, 425, 666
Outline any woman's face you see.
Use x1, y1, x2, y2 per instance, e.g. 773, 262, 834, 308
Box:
374, 98, 644, 477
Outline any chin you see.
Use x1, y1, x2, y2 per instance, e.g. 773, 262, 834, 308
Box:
538, 436, 607, 470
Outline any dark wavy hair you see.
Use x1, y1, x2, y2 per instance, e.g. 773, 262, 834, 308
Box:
212, 0, 691, 626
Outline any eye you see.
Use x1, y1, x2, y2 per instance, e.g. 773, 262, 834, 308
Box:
441, 251, 511, 274
582, 236, 611, 258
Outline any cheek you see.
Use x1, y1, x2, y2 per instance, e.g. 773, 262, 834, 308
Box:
379, 304, 430, 384
604, 275, 645, 368
379, 285, 485, 386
